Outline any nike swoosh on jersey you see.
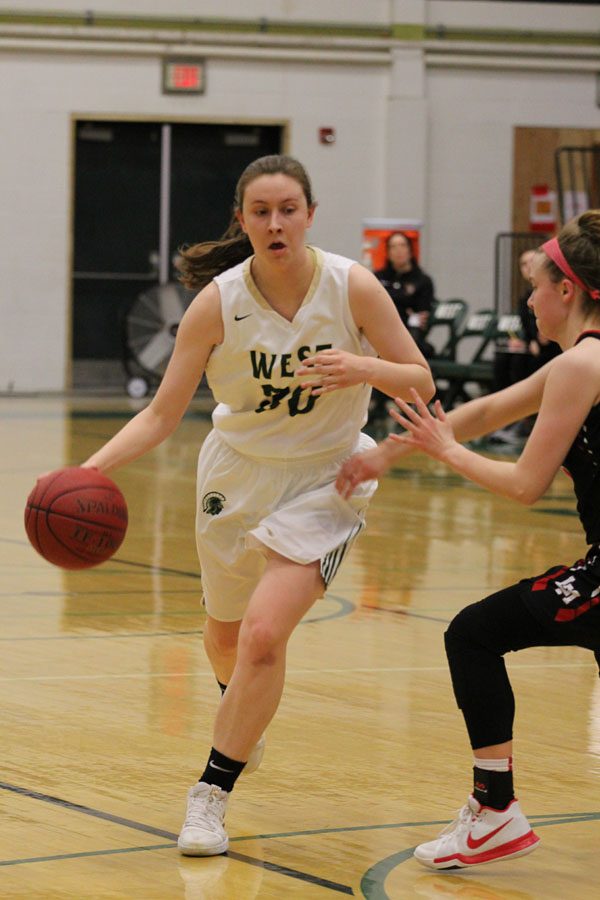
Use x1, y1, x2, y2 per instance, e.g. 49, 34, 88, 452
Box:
234, 313, 252, 321
466, 818, 513, 850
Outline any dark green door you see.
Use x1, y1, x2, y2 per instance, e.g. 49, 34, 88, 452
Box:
72, 120, 282, 370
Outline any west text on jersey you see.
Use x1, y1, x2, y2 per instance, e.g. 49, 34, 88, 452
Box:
250, 344, 333, 380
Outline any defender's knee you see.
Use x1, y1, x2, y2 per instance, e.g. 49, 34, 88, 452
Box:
444, 603, 482, 657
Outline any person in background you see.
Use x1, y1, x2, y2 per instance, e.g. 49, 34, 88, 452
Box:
492, 250, 536, 392
370, 231, 436, 428
336, 209, 600, 871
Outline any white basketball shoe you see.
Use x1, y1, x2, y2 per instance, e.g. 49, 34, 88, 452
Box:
242, 733, 266, 776
177, 782, 229, 856
414, 796, 540, 870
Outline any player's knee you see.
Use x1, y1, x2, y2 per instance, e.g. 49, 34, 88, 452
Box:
204, 621, 239, 656
238, 618, 282, 665
444, 602, 483, 657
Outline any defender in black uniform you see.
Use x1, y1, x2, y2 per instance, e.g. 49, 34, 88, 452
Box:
337, 209, 600, 870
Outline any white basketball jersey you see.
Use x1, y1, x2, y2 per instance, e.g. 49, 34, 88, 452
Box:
207, 247, 374, 460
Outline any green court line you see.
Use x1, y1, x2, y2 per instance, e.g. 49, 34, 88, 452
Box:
0, 609, 203, 619
0, 628, 202, 642
0, 596, 352, 636
2, 776, 598, 894
361, 606, 449, 624
0, 842, 176, 867
0, 781, 354, 892
0, 589, 199, 597
301, 593, 356, 624
0, 537, 202, 579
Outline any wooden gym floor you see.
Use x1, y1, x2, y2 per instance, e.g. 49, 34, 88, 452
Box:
1, 394, 599, 899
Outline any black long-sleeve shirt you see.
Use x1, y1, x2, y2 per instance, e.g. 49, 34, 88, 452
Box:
373, 263, 435, 326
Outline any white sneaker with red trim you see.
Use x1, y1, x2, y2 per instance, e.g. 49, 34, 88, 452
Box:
414, 796, 540, 870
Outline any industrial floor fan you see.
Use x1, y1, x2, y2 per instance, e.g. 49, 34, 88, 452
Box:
122, 281, 194, 398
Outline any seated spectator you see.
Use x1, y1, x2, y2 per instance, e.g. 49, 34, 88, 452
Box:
370, 231, 436, 429
374, 231, 435, 351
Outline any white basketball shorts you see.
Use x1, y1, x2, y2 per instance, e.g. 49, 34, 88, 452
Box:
195, 429, 377, 621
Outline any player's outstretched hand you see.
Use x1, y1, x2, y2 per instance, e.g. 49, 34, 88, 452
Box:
297, 348, 366, 395
389, 389, 456, 461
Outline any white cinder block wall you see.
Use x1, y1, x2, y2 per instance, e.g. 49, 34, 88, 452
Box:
426, 66, 597, 305
0, 0, 598, 391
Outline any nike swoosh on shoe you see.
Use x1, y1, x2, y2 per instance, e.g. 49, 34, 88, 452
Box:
466, 818, 513, 850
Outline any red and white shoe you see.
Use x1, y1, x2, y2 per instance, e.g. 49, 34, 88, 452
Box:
414, 796, 540, 870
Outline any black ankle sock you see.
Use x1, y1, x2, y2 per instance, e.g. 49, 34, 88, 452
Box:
217, 680, 228, 696
473, 766, 514, 810
200, 747, 245, 793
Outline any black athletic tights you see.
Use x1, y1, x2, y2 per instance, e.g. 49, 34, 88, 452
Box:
445, 583, 600, 750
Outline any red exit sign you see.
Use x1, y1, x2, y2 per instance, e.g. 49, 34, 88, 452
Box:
162, 59, 205, 94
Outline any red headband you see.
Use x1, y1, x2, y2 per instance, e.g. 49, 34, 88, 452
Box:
541, 237, 600, 301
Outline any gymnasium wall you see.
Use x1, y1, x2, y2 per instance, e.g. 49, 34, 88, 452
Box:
427, 66, 596, 305
4, 1, 596, 30
427, 0, 599, 32
0, 1, 424, 25
0, 2, 598, 391
0, 50, 388, 391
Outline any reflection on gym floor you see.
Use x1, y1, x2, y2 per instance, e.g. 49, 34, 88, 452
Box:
0, 395, 598, 899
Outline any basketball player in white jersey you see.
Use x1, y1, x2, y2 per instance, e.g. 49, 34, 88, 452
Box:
81, 154, 435, 855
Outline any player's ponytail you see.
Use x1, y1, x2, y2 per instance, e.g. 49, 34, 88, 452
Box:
177, 154, 315, 291
177, 218, 252, 291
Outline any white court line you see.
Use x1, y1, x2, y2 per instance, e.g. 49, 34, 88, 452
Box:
0, 661, 596, 683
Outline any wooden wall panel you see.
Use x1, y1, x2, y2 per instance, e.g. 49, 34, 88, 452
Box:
513, 126, 600, 232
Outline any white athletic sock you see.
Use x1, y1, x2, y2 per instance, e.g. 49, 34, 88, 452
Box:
474, 755, 512, 772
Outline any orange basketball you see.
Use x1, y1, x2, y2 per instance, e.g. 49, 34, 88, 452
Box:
24, 467, 128, 569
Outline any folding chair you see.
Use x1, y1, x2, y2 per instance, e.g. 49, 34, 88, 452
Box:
424, 299, 469, 360
430, 309, 498, 408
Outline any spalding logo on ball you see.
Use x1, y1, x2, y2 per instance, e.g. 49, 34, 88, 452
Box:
24, 467, 128, 569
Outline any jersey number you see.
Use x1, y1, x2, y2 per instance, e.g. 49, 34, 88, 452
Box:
255, 384, 318, 416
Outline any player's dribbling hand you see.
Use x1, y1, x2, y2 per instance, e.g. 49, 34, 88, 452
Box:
389, 389, 455, 460
36, 464, 98, 482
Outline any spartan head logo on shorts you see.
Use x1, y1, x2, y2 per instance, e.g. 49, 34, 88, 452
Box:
202, 491, 226, 516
